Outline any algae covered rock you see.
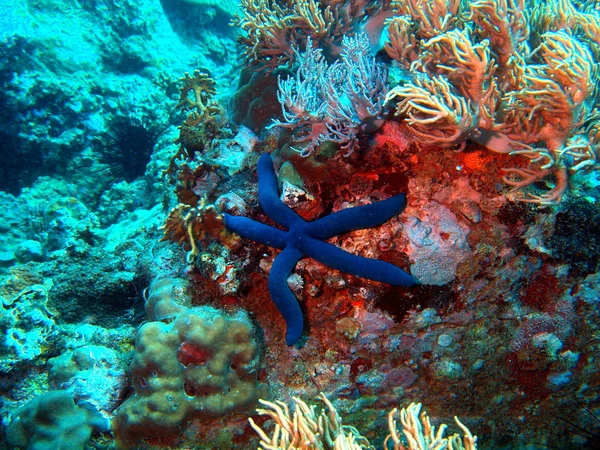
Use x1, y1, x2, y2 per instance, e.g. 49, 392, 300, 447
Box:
6, 390, 109, 450
48, 345, 126, 413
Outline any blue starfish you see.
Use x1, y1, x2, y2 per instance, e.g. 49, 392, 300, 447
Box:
223, 154, 417, 345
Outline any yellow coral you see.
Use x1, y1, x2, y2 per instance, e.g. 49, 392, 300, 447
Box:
538, 30, 595, 105
384, 403, 477, 450
384, 0, 600, 204
493, 30, 596, 204
233, 0, 341, 71
177, 70, 218, 117
386, 75, 477, 148
468, 0, 530, 67
388, 0, 460, 40
530, 0, 578, 33
418, 29, 498, 127
248, 393, 373, 449
384, 17, 418, 68
500, 72, 576, 150
249, 395, 478, 450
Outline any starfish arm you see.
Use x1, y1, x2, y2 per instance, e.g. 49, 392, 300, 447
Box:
269, 245, 305, 346
222, 213, 288, 249
301, 237, 417, 286
309, 194, 408, 240
258, 153, 304, 229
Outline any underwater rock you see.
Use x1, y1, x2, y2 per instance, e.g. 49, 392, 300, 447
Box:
404, 201, 471, 285
14, 239, 44, 263
6, 390, 109, 450
48, 345, 126, 413
0, 251, 17, 268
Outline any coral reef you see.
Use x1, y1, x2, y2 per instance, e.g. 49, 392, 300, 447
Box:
112, 278, 262, 445
248, 394, 477, 450
270, 33, 388, 156
223, 153, 416, 345
228, 69, 282, 131
384, 0, 600, 204
47, 345, 126, 413
403, 201, 470, 285
0, 269, 56, 372
2, 0, 600, 449
6, 390, 110, 450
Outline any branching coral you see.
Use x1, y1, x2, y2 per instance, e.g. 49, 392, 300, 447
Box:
161, 161, 239, 263
161, 197, 236, 263
233, 0, 336, 71
248, 395, 478, 450
249, 394, 372, 449
385, 74, 477, 148
177, 70, 218, 115
271, 33, 387, 156
232, 0, 375, 71
384, 0, 600, 204
164, 70, 225, 180
162, 72, 238, 261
